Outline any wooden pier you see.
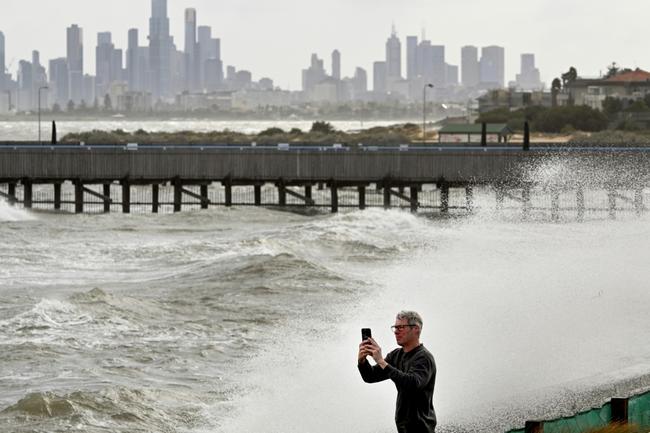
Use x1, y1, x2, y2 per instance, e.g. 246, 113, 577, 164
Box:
0, 144, 648, 217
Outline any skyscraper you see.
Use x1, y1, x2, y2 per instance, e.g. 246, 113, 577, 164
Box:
373, 61, 387, 93
149, 0, 172, 99
515, 53, 542, 90
184, 8, 197, 91
431, 45, 446, 87
406, 36, 418, 80
96, 32, 114, 98
127, 29, 138, 91
480, 45, 505, 89
461, 46, 479, 88
331, 50, 341, 80
0, 31, 5, 90
67, 24, 84, 103
49, 58, 69, 107
385, 27, 401, 80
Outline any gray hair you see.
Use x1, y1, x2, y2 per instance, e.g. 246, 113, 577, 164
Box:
396, 311, 423, 328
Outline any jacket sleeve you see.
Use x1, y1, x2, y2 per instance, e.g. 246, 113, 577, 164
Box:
384, 353, 434, 391
357, 353, 393, 383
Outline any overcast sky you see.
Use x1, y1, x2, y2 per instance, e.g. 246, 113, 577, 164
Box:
1, 0, 647, 89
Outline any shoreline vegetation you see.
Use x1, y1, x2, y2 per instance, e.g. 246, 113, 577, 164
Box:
56, 121, 650, 146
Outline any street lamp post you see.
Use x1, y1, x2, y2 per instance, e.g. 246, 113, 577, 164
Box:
422, 83, 434, 143
38, 86, 48, 144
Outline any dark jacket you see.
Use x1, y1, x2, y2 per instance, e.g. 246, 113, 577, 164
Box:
358, 344, 436, 433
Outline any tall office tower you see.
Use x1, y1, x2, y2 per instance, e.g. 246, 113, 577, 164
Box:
446, 64, 459, 86
373, 61, 387, 93
32, 50, 47, 108
417, 40, 434, 83
331, 50, 341, 80
204, 58, 223, 91
352, 67, 367, 97
406, 36, 418, 80
49, 58, 69, 107
67, 24, 84, 103
515, 53, 542, 90
461, 45, 479, 88
184, 8, 197, 91
17, 60, 33, 111
149, 0, 172, 99
431, 45, 446, 87
96, 32, 114, 98
83, 74, 95, 106
197, 25, 212, 89
301, 53, 326, 92
127, 29, 138, 90
385, 27, 402, 80
0, 31, 5, 90
480, 45, 505, 88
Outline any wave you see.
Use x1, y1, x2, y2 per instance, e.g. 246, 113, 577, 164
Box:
0, 200, 36, 222
0, 386, 206, 433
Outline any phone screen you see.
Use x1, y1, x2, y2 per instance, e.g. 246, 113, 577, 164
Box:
361, 328, 372, 341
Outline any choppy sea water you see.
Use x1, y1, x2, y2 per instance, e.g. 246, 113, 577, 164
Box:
1, 194, 650, 433
0, 120, 405, 141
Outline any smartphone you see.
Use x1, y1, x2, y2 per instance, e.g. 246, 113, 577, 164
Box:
361, 328, 372, 341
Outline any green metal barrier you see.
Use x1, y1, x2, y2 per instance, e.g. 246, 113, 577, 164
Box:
506, 390, 650, 433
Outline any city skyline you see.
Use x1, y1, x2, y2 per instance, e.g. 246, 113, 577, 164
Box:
1, 0, 647, 90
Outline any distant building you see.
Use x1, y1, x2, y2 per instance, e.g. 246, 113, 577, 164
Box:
302, 53, 326, 93
331, 50, 341, 80
431, 45, 445, 87
477, 88, 552, 113
373, 61, 387, 93
352, 67, 367, 98
67, 24, 84, 104
515, 54, 542, 90
446, 64, 459, 86
565, 68, 650, 110
480, 45, 505, 89
406, 36, 418, 80
96, 32, 119, 98
461, 46, 479, 88
149, 0, 172, 99
385, 27, 402, 81
49, 58, 69, 107
0, 31, 5, 91
184, 8, 198, 91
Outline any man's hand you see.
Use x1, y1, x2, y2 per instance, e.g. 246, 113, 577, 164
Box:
358, 341, 372, 363
365, 338, 388, 369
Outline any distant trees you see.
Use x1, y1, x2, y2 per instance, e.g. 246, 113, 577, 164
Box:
310, 121, 335, 134
477, 105, 608, 133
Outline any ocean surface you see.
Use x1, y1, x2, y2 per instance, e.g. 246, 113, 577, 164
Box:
1, 189, 650, 433
0, 119, 406, 141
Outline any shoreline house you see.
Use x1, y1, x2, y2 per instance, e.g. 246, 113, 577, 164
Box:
565, 68, 650, 110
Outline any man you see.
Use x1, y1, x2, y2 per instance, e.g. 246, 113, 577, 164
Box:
358, 311, 437, 433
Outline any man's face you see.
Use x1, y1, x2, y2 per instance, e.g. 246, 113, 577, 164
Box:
393, 318, 418, 347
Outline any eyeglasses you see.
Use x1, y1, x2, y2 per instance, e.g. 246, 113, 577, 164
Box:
391, 325, 416, 332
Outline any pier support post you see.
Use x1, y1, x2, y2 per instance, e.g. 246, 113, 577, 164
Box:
634, 188, 644, 215
577, 186, 585, 222
201, 184, 210, 209
551, 189, 560, 222
278, 182, 286, 207
524, 421, 543, 433
8, 183, 16, 205
607, 188, 616, 220
53, 183, 61, 210
358, 186, 366, 210
317, 182, 324, 191
254, 184, 262, 206
122, 181, 131, 214
331, 182, 339, 213
305, 185, 312, 203
152, 184, 159, 213
383, 183, 391, 210
173, 180, 182, 213
74, 181, 83, 214
465, 185, 474, 213
410, 186, 419, 213
440, 182, 449, 214
23, 179, 33, 209
611, 398, 629, 425
103, 183, 111, 213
